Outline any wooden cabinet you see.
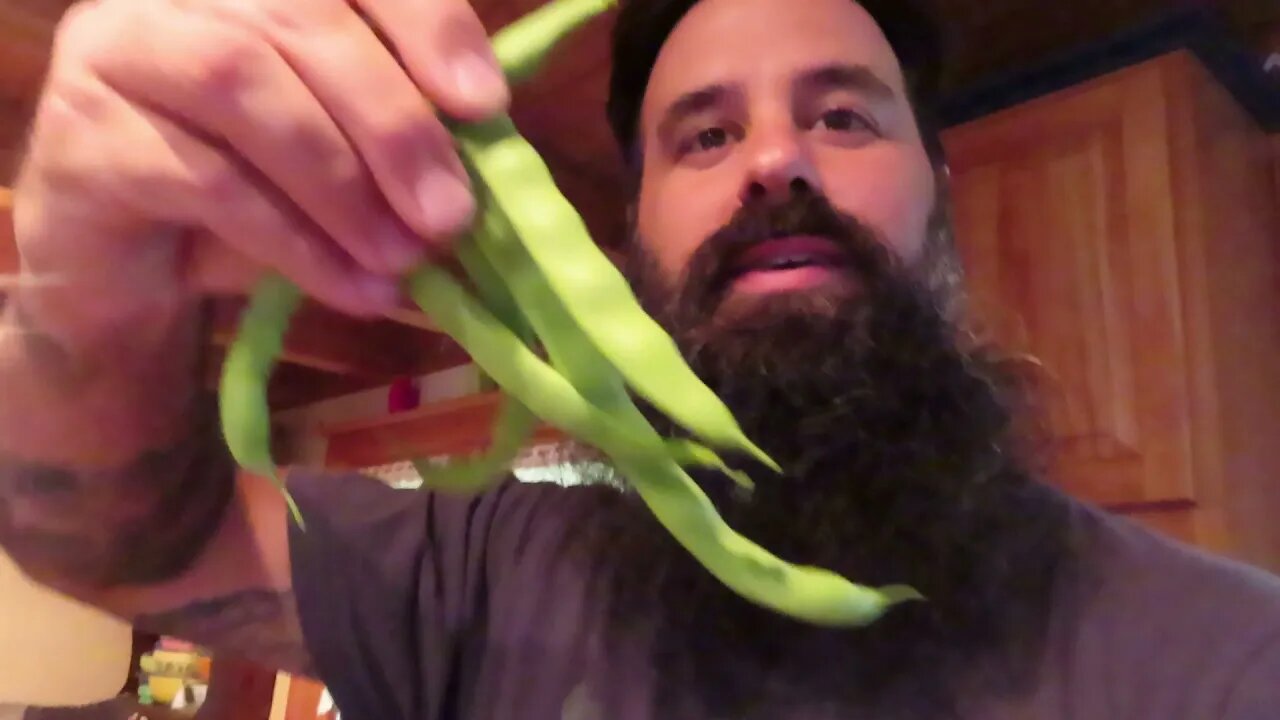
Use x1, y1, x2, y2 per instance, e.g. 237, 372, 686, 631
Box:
942, 51, 1280, 569
1, 187, 15, 277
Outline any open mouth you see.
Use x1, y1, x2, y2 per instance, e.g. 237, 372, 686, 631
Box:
724, 235, 851, 293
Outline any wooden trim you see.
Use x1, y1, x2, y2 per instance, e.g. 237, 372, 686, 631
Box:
199, 657, 276, 720
1, 187, 16, 277
323, 391, 565, 468
282, 675, 332, 720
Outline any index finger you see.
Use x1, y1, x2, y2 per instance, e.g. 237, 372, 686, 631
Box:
357, 0, 510, 120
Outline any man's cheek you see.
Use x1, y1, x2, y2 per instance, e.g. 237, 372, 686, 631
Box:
824, 167, 931, 262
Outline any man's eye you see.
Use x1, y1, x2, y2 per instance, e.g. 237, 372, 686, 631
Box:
817, 108, 874, 133
684, 126, 730, 154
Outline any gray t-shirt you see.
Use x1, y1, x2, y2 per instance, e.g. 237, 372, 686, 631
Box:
287, 471, 1280, 720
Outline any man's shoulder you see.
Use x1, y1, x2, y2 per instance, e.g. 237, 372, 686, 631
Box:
282, 466, 617, 570
1060, 502, 1280, 718
1075, 503, 1280, 618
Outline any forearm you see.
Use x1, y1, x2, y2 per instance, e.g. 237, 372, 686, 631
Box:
0, 283, 206, 465
0, 289, 313, 676
0, 291, 235, 590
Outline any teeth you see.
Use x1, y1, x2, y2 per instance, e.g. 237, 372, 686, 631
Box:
765, 254, 815, 269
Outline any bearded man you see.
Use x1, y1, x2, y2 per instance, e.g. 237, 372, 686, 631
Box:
1, 0, 1277, 718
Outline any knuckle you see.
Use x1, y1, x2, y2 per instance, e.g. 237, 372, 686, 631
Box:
43, 75, 114, 129
29, 80, 119, 188
189, 157, 244, 205
51, 2, 94, 52
206, 0, 347, 40
368, 114, 444, 165
253, 0, 344, 35
53, 2, 122, 74
285, 124, 366, 192
186, 29, 266, 97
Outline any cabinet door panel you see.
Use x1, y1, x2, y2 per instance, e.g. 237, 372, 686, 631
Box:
944, 60, 1196, 508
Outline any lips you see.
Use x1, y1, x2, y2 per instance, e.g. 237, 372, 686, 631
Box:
727, 235, 849, 279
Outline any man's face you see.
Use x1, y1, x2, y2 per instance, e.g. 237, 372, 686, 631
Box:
632, 0, 937, 320
581, 5, 1076, 717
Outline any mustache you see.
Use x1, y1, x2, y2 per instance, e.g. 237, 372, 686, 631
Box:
676, 189, 898, 311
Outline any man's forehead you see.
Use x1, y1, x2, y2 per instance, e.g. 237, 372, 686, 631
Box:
639, 0, 906, 123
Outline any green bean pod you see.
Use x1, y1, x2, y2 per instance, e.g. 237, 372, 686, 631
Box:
467, 0, 775, 471
662, 438, 754, 492
492, 0, 617, 82
218, 274, 305, 527
614, 451, 923, 626
412, 198, 539, 494
456, 233, 531, 343
406, 0, 609, 494
465, 166, 752, 490
407, 263, 670, 462
406, 262, 919, 626
412, 394, 537, 494
454, 118, 780, 474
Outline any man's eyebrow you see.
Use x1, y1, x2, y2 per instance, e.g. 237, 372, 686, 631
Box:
657, 84, 733, 137
799, 63, 896, 101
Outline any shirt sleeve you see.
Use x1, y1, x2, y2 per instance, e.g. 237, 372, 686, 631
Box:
283, 469, 563, 720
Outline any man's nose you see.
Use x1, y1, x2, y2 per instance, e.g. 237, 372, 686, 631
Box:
739, 126, 822, 205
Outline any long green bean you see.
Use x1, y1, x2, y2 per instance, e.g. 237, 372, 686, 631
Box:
407, 263, 670, 462
465, 173, 753, 489
614, 451, 923, 626
406, 262, 918, 626
218, 274, 305, 527
217, 0, 922, 627
491, 0, 616, 83
412, 195, 538, 493
455, 118, 779, 474
470, 6, 777, 471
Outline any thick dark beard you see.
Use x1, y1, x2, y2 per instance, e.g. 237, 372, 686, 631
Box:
570, 190, 1080, 719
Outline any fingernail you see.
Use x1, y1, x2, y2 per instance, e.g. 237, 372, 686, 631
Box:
378, 220, 425, 272
451, 49, 509, 108
418, 168, 475, 237
356, 274, 400, 311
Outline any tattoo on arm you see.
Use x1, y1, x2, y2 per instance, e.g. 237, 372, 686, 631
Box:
0, 301, 315, 677
0, 393, 236, 588
136, 589, 316, 677
0, 297, 229, 588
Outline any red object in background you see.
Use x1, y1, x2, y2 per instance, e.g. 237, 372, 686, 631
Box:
387, 376, 421, 413
200, 657, 276, 720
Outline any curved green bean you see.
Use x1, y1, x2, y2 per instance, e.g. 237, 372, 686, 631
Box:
218, 274, 305, 527
492, 0, 617, 82
662, 438, 754, 492
455, 119, 780, 474
470, 0, 776, 472
457, 239, 530, 342
407, 263, 669, 462
464, 166, 752, 490
412, 198, 538, 494
217, 0, 620, 518
412, 393, 536, 494
406, 262, 918, 625
615, 451, 923, 626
